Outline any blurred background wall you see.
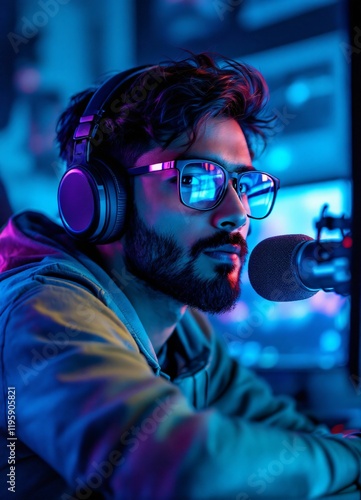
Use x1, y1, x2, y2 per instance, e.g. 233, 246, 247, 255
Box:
0, 0, 359, 429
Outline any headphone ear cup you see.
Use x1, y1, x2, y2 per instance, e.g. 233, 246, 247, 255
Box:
58, 159, 128, 244
95, 158, 129, 243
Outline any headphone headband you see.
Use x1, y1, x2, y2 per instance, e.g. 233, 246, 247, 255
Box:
73, 65, 156, 160
82, 65, 154, 118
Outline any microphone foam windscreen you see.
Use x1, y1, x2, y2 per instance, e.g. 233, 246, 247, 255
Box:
248, 234, 316, 302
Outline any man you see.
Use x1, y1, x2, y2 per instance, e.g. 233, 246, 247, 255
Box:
0, 52, 360, 499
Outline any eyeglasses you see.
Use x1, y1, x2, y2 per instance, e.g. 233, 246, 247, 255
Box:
128, 159, 280, 219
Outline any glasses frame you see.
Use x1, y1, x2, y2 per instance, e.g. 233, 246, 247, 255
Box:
128, 159, 280, 219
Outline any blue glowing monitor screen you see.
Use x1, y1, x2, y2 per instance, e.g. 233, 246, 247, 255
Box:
209, 179, 351, 371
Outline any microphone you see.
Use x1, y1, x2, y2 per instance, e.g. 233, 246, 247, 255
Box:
248, 234, 351, 302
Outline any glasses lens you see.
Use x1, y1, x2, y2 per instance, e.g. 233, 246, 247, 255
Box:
180, 162, 225, 209
239, 172, 276, 219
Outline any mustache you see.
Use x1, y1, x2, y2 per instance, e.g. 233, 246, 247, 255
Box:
190, 231, 248, 260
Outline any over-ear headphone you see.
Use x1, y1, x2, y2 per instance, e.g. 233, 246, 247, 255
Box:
57, 65, 154, 244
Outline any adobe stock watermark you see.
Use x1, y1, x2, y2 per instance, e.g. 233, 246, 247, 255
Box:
236, 437, 307, 499
15, 274, 144, 386
257, 105, 297, 155
272, 106, 297, 134
224, 262, 303, 347
50, 74, 164, 178
17, 301, 96, 386
8, 0, 71, 55
60, 396, 180, 500
105, 265, 135, 297
222, 299, 273, 348
340, 26, 361, 63
212, 0, 243, 22
235, 299, 272, 339
89, 66, 164, 151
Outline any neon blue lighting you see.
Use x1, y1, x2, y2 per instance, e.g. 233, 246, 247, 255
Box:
267, 147, 292, 171
320, 329, 342, 352
286, 81, 311, 106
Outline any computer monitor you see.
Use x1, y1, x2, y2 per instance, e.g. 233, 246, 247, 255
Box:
209, 179, 352, 372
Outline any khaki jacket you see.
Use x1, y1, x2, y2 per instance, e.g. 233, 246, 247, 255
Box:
0, 212, 360, 499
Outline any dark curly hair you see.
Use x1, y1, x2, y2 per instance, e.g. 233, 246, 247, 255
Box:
56, 52, 275, 169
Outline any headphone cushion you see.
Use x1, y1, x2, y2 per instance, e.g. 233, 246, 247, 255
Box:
58, 159, 128, 243
96, 158, 128, 242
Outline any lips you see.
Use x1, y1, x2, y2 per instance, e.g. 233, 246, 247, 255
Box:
204, 244, 242, 257
203, 245, 242, 264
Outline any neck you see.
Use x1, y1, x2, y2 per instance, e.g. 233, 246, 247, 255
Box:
97, 242, 187, 353
124, 280, 187, 353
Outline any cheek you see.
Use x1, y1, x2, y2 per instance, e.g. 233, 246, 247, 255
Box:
243, 220, 251, 238
133, 176, 198, 240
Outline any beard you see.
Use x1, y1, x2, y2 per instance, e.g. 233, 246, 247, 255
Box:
123, 204, 248, 314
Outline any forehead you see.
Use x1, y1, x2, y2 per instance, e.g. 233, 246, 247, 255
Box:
135, 117, 252, 169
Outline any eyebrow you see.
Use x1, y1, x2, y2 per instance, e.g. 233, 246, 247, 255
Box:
179, 154, 254, 173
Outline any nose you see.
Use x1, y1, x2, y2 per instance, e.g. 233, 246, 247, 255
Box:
211, 180, 248, 231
